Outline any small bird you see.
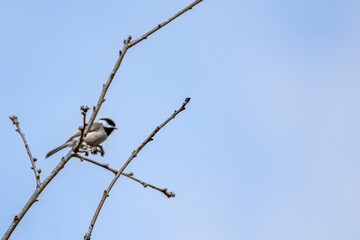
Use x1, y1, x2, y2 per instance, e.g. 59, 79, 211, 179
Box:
46, 118, 117, 158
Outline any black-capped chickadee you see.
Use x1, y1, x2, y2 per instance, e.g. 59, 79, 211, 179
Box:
46, 118, 117, 158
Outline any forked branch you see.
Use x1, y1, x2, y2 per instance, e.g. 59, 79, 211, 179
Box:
2, 0, 203, 238
2, 111, 89, 240
9, 116, 41, 188
84, 97, 190, 240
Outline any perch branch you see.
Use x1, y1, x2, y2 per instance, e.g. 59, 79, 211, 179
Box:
75, 154, 175, 198
85, 0, 203, 134
84, 97, 190, 240
9, 116, 41, 188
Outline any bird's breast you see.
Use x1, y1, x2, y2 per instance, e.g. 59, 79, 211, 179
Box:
85, 131, 107, 146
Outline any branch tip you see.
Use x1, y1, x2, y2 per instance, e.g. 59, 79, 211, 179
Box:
9, 115, 41, 189
80, 105, 90, 113
9, 115, 18, 125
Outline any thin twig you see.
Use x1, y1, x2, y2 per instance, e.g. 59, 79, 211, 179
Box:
129, 0, 203, 48
84, 97, 190, 240
74, 106, 90, 153
85, 0, 203, 134
9, 116, 41, 188
123, 172, 175, 198
75, 154, 118, 174
75, 154, 175, 198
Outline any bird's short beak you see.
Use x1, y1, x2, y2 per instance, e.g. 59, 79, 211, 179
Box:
114, 127, 118, 130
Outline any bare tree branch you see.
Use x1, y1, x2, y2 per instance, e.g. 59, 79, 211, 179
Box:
75, 154, 175, 198
2, 110, 89, 240
129, 0, 203, 48
75, 154, 118, 174
84, 97, 190, 240
123, 172, 175, 199
9, 116, 41, 188
85, 0, 203, 134
3, 0, 203, 238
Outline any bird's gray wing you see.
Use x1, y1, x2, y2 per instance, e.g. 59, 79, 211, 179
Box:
89, 122, 102, 132
65, 122, 102, 142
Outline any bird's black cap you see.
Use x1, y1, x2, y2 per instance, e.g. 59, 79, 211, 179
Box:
99, 118, 116, 127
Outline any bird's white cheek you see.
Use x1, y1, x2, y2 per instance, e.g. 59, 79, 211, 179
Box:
85, 131, 107, 146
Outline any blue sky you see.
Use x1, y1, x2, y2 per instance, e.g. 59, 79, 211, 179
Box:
1, 0, 360, 239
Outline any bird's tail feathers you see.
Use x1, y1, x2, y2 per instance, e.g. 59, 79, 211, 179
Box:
45, 143, 68, 159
